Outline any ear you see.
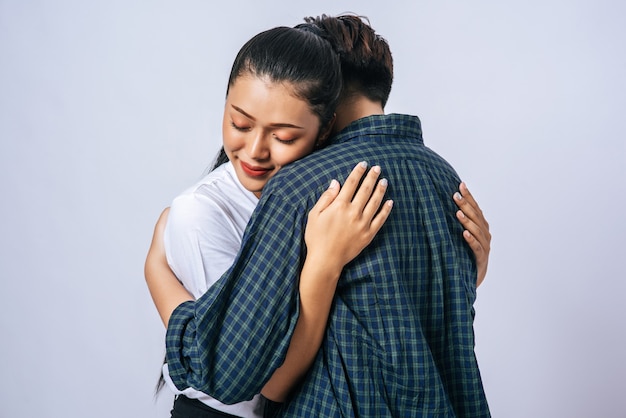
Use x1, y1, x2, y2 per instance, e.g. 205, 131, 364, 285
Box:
315, 113, 336, 149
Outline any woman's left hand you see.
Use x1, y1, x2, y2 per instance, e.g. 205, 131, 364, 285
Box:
304, 162, 393, 276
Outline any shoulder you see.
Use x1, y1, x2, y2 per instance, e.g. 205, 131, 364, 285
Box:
260, 153, 335, 207
168, 164, 251, 230
170, 169, 226, 219
173, 162, 256, 211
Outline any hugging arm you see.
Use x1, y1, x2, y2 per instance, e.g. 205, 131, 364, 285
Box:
146, 163, 391, 402
261, 163, 392, 402
163, 168, 490, 403
164, 163, 392, 403
144, 207, 193, 327
453, 182, 491, 287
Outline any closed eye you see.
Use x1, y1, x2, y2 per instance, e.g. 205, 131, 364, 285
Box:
274, 134, 298, 145
230, 121, 250, 132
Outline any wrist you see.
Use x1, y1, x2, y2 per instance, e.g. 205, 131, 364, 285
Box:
301, 253, 343, 283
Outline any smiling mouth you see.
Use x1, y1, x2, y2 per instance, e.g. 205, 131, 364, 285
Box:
240, 161, 272, 177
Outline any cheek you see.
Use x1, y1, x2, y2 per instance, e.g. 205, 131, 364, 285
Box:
221, 112, 244, 152
273, 141, 317, 166
222, 128, 243, 154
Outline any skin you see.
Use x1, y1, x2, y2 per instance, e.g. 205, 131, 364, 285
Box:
146, 75, 392, 403
223, 74, 333, 198
332, 94, 492, 285
455, 182, 491, 286
145, 75, 492, 404
147, 163, 392, 402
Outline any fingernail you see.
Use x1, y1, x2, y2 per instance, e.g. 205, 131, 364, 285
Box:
454, 192, 462, 201
387, 200, 394, 208
380, 178, 388, 187
359, 161, 368, 168
457, 210, 465, 219
372, 165, 381, 174
329, 179, 339, 189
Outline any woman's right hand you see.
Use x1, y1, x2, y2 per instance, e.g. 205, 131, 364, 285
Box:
304, 161, 393, 275
453, 182, 491, 287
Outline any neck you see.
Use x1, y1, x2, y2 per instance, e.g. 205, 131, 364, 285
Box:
333, 95, 384, 134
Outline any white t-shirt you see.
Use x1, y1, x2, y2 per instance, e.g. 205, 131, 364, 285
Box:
162, 162, 262, 417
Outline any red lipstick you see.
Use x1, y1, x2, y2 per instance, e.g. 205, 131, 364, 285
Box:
240, 161, 271, 177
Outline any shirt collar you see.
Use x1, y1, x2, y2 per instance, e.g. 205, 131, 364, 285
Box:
329, 113, 423, 146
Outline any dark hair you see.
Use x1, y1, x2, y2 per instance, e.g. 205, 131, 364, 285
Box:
210, 25, 343, 170
302, 14, 393, 108
157, 27, 343, 394
228, 26, 341, 128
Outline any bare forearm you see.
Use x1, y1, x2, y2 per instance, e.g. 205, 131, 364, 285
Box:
144, 209, 193, 327
145, 257, 193, 327
260, 256, 341, 402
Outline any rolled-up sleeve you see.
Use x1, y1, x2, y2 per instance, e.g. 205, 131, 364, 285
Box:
164, 301, 198, 389
165, 192, 308, 404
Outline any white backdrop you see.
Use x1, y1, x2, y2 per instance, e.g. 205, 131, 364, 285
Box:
1, 1, 624, 417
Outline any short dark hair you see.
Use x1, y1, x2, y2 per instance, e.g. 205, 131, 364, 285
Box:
302, 14, 394, 108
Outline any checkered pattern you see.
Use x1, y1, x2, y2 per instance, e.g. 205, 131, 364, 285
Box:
166, 114, 490, 417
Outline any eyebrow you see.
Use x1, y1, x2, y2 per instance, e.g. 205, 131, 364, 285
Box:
231, 105, 305, 129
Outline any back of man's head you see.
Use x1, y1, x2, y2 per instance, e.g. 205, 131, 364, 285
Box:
302, 14, 394, 108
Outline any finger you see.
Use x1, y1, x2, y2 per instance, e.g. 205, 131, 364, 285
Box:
454, 193, 489, 249
310, 179, 340, 214
465, 227, 489, 287
351, 165, 382, 209
335, 161, 369, 202
368, 199, 394, 234
456, 209, 488, 249
457, 211, 491, 263
459, 182, 477, 208
463, 229, 485, 258
362, 177, 388, 220
456, 182, 488, 228
454, 190, 478, 226
456, 208, 479, 234
456, 183, 491, 247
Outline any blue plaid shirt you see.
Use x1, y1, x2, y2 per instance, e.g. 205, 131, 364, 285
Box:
166, 114, 490, 417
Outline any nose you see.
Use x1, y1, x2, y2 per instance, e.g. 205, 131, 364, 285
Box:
247, 131, 269, 161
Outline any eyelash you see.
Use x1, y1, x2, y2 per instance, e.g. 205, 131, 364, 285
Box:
230, 121, 297, 145
230, 121, 249, 132
275, 136, 297, 145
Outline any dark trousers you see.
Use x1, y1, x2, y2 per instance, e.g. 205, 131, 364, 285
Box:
170, 395, 283, 418
170, 395, 241, 418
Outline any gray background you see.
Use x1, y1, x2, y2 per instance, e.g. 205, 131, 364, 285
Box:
1, 1, 624, 417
